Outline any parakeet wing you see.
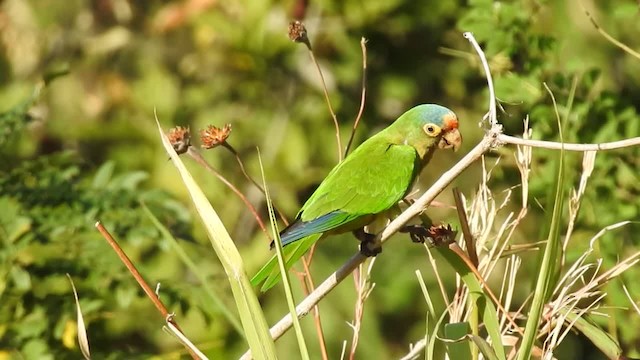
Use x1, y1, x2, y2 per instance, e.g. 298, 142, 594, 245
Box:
296, 137, 420, 233
251, 139, 421, 291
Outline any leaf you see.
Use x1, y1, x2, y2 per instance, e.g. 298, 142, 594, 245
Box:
565, 310, 622, 359
66, 274, 91, 360
435, 247, 507, 360
444, 322, 471, 360
91, 161, 115, 189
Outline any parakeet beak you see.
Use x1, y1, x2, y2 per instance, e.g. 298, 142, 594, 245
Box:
439, 128, 462, 151
438, 113, 462, 151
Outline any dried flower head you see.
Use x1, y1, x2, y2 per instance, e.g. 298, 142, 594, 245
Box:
428, 224, 457, 246
167, 126, 191, 154
288, 20, 311, 49
200, 124, 231, 149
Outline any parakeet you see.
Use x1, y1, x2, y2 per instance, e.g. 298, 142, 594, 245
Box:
251, 104, 462, 291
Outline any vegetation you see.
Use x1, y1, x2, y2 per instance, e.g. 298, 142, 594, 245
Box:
1, 0, 639, 359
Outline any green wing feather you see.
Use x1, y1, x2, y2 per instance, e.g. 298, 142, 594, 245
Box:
252, 135, 424, 291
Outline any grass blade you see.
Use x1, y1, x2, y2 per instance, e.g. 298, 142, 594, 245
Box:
66, 274, 91, 360
142, 204, 244, 336
436, 247, 507, 360
257, 150, 310, 360
517, 87, 567, 360
156, 118, 276, 359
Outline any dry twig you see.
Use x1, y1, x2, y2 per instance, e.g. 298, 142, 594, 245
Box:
95, 222, 201, 360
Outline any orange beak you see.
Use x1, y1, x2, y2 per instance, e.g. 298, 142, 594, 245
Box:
439, 128, 462, 151
439, 113, 462, 151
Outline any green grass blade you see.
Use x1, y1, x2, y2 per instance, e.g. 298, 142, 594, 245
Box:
141, 203, 244, 336
427, 308, 450, 360
467, 335, 499, 360
444, 322, 471, 360
517, 143, 565, 360
435, 247, 506, 360
563, 309, 622, 359
156, 120, 276, 359
257, 151, 310, 360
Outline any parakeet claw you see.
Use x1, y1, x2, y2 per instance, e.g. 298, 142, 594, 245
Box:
400, 224, 432, 244
400, 224, 457, 246
353, 229, 382, 257
359, 240, 382, 257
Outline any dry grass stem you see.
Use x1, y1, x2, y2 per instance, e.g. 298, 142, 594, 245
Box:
348, 259, 376, 360
622, 284, 640, 315
580, 3, 640, 60
186, 147, 269, 237
290, 20, 343, 162
344, 37, 368, 157
95, 222, 200, 360
165, 318, 209, 360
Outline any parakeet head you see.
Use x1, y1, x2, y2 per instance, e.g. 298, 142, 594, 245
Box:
391, 104, 462, 155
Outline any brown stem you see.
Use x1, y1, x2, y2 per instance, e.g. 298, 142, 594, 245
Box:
306, 48, 342, 162
222, 142, 290, 226
344, 38, 368, 157
453, 187, 479, 267
95, 222, 199, 360
187, 146, 270, 238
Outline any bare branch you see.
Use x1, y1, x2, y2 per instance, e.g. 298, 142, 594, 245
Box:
463, 32, 497, 128
95, 222, 201, 360
498, 134, 640, 151
344, 37, 368, 157
580, 3, 640, 61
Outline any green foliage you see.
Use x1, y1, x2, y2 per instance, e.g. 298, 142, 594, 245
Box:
1, 0, 639, 358
1, 95, 193, 357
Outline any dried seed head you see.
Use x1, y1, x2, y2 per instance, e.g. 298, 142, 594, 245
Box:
428, 224, 457, 246
288, 20, 311, 49
167, 126, 191, 154
200, 124, 231, 149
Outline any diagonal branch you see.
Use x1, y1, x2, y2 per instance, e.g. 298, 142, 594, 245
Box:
240, 135, 498, 359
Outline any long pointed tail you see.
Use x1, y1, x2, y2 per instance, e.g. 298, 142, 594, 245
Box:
251, 234, 321, 292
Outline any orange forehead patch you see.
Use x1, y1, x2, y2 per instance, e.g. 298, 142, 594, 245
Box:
443, 113, 458, 130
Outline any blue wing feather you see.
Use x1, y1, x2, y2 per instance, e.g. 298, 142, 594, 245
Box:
279, 211, 360, 246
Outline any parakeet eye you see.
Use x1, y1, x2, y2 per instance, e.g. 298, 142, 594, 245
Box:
423, 123, 442, 136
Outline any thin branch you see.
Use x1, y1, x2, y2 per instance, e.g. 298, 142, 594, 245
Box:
222, 142, 290, 226
464, 32, 497, 128
223, 142, 267, 194
95, 222, 200, 360
186, 147, 270, 238
344, 38, 368, 157
306, 43, 342, 162
580, 3, 640, 61
288, 20, 342, 161
497, 134, 640, 151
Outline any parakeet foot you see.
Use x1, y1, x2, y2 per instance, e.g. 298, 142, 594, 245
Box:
353, 229, 382, 257
400, 224, 457, 246
400, 224, 431, 244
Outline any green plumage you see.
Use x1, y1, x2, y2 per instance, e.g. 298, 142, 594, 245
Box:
251, 104, 461, 291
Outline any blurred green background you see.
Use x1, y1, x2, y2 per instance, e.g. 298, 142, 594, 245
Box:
1, 0, 639, 358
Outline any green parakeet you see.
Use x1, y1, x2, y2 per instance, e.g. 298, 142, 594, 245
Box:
251, 104, 462, 291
